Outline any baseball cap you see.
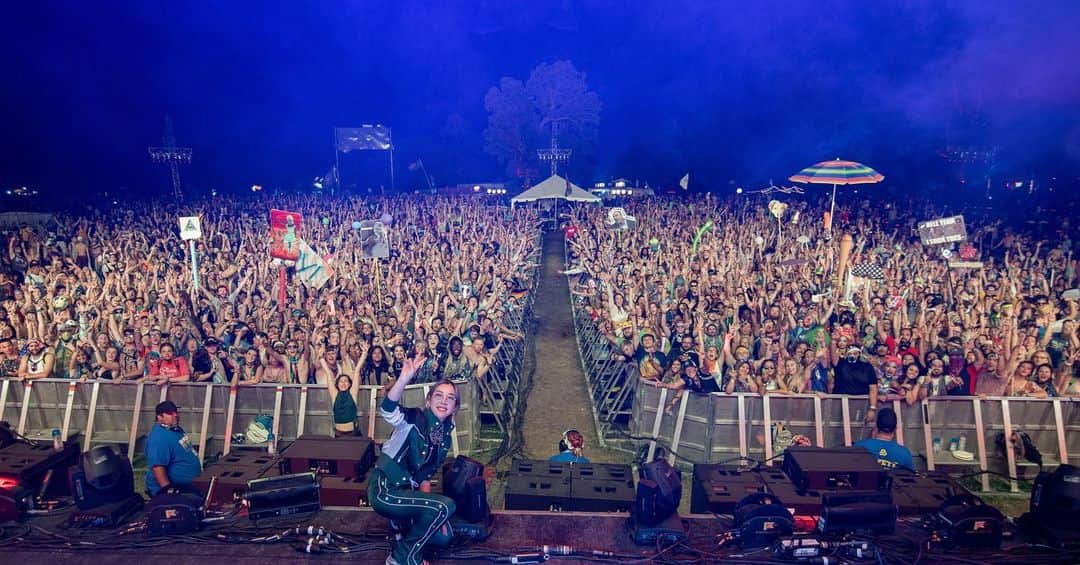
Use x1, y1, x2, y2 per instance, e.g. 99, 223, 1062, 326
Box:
155, 400, 179, 416
204, 337, 220, 347
846, 345, 862, 354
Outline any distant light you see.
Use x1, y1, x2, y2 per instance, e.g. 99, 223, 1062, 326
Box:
615, 181, 626, 188
251, 184, 262, 192
627, 190, 633, 196
1014, 181, 1024, 188
595, 182, 605, 188
4, 190, 10, 195
473, 185, 481, 192
736, 188, 743, 194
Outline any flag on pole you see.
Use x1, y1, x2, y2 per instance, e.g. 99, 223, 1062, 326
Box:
679, 173, 690, 190
296, 239, 330, 289
408, 160, 421, 171
335, 125, 392, 152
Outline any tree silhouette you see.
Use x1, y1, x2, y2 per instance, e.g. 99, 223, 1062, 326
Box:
483, 60, 601, 182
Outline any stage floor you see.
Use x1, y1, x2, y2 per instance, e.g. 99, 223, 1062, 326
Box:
4, 505, 1076, 564
2, 507, 725, 564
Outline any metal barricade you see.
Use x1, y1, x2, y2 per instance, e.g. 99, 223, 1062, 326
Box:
622, 382, 1076, 492
0, 377, 481, 463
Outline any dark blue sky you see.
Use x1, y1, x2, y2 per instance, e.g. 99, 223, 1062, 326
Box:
2, 1, 1079, 198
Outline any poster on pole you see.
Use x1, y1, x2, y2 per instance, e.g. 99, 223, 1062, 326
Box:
296, 239, 331, 289
178, 216, 202, 240
269, 209, 303, 261
358, 220, 390, 259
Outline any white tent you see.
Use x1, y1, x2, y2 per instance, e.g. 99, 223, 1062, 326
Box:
510, 174, 601, 206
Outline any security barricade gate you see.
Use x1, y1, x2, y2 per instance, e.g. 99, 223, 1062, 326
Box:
629, 385, 1078, 493
472, 231, 540, 447
0, 378, 481, 464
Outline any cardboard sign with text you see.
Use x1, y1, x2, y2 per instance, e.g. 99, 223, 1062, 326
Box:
269, 209, 303, 261
918, 215, 967, 246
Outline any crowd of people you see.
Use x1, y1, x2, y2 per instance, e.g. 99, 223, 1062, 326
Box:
564, 194, 1080, 418
3, 189, 1079, 431
0, 195, 538, 425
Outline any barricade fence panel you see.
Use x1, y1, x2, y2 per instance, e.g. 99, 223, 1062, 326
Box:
0, 378, 480, 459
630, 384, 1075, 489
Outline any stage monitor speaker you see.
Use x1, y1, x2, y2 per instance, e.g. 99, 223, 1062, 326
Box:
246, 472, 321, 521
783, 447, 888, 493
819, 490, 897, 536
504, 472, 571, 511
280, 435, 375, 480
71, 445, 135, 510
691, 465, 766, 514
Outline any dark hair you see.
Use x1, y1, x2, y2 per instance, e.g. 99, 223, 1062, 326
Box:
876, 406, 898, 433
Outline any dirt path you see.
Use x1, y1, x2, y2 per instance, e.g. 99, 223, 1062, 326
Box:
518, 231, 623, 464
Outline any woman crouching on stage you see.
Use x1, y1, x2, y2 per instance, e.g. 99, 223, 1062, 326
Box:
369, 352, 459, 565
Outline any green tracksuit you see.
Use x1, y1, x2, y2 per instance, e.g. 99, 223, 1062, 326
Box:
368, 396, 455, 565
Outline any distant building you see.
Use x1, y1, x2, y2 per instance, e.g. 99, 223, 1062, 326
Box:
440, 182, 508, 197
590, 178, 654, 199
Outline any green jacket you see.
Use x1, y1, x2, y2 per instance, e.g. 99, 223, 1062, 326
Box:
374, 396, 454, 488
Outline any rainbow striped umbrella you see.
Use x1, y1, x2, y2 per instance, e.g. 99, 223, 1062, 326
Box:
789, 159, 883, 233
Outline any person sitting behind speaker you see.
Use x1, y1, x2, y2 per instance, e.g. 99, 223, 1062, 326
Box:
549, 429, 590, 464
854, 406, 914, 471
145, 401, 203, 497
368, 352, 459, 565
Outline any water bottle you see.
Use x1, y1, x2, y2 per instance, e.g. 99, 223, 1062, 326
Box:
51, 429, 63, 452
958, 434, 967, 452
267, 433, 276, 455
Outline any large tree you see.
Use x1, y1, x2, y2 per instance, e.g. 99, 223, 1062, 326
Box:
483, 60, 601, 182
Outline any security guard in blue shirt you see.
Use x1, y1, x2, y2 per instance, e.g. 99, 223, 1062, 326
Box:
145, 400, 202, 496
854, 406, 914, 471
368, 353, 459, 565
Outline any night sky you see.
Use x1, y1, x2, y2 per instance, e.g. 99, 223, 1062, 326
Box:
2, 1, 1079, 199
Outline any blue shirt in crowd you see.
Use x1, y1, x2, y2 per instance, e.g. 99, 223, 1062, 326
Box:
145, 424, 202, 495
854, 438, 914, 471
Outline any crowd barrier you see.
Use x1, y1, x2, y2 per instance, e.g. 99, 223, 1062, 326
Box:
632, 384, 1080, 492
0, 377, 479, 463
473, 235, 542, 443
562, 241, 1079, 493
565, 240, 638, 443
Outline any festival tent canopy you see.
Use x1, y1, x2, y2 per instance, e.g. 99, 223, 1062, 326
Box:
511, 174, 600, 205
